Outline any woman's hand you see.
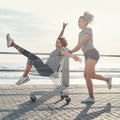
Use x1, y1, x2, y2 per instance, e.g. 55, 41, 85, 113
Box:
71, 55, 82, 63
63, 22, 68, 29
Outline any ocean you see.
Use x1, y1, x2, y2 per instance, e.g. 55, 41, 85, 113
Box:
0, 54, 120, 85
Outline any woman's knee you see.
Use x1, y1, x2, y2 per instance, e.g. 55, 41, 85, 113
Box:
91, 74, 96, 79
84, 72, 95, 79
27, 59, 33, 66
28, 53, 39, 61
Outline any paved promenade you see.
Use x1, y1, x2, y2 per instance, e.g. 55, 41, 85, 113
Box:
0, 84, 120, 120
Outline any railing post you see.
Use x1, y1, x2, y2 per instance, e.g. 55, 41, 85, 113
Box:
61, 57, 69, 87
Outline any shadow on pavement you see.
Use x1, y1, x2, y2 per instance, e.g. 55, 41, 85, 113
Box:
2, 87, 66, 120
74, 103, 111, 120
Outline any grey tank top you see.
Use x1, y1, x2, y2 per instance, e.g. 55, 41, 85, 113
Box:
78, 27, 94, 54
46, 47, 64, 72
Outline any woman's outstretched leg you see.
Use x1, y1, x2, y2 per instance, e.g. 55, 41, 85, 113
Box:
6, 34, 39, 59
6, 34, 39, 85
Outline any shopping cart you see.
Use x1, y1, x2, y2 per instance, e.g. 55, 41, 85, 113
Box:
29, 57, 71, 104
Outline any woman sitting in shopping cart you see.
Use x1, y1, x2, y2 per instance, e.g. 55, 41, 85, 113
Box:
6, 23, 82, 85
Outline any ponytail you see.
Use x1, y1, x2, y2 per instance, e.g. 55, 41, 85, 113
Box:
79, 11, 94, 25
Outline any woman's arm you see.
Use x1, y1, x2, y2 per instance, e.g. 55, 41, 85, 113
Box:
60, 49, 82, 63
58, 23, 68, 38
70, 34, 90, 53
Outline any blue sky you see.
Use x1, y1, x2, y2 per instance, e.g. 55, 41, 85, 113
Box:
0, 0, 120, 57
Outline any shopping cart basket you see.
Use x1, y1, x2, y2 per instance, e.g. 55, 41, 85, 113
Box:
29, 57, 71, 104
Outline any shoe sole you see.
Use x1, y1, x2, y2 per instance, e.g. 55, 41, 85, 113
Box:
16, 79, 30, 85
6, 34, 11, 47
108, 78, 112, 89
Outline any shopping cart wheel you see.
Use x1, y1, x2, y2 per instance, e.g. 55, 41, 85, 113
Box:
60, 94, 65, 100
30, 93, 36, 102
66, 97, 71, 104
60, 91, 64, 100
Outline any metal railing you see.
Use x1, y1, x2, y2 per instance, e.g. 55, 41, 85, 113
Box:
0, 52, 120, 87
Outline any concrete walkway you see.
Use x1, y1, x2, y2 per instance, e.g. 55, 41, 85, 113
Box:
0, 84, 120, 120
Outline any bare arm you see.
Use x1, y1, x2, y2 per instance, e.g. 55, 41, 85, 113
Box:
60, 50, 82, 63
58, 23, 68, 38
70, 34, 90, 53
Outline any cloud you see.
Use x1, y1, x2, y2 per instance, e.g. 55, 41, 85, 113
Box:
0, 8, 53, 37
0, 8, 31, 16
0, 8, 59, 52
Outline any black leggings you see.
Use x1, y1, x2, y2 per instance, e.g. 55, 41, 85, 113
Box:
19, 47, 40, 65
19, 47, 53, 76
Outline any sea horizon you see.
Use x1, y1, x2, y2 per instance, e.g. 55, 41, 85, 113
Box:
0, 56, 120, 85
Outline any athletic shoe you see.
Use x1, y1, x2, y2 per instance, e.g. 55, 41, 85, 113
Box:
81, 97, 95, 103
107, 77, 112, 89
6, 34, 14, 47
16, 76, 30, 85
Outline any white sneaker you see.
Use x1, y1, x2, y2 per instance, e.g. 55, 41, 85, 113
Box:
81, 97, 95, 103
107, 77, 112, 89
16, 76, 30, 85
6, 34, 14, 47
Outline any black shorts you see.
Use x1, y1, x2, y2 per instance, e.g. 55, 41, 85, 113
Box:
84, 48, 100, 61
33, 59, 54, 76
